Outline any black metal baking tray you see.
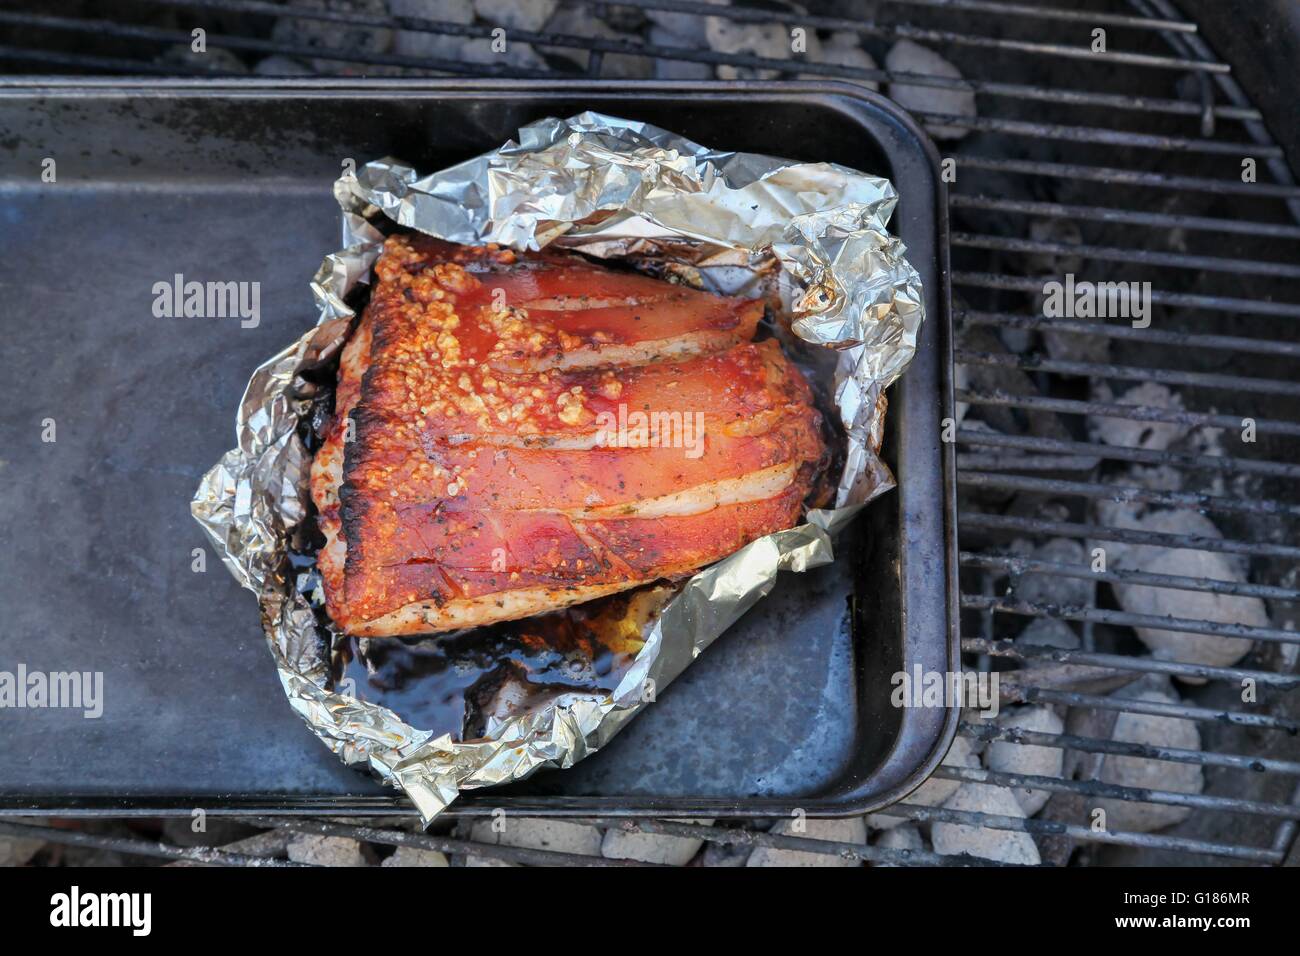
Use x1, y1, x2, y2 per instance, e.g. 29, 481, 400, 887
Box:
0, 78, 954, 819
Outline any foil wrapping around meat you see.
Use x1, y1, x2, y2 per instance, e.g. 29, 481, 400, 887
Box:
191, 112, 925, 825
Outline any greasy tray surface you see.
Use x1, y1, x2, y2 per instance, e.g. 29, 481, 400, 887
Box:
0, 80, 954, 817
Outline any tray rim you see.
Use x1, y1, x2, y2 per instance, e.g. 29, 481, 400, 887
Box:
0, 76, 957, 820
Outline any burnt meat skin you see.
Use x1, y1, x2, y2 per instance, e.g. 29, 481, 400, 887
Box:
310, 234, 826, 637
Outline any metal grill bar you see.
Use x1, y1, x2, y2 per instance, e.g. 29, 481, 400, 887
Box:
604, 0, 1232, 71
965, 640, 1300, 688
958, 431, 1300, 481
877, 803, 1284, 862
961, 432, 1297, 481
960, 512, 1300, 562
958, 452, 1102, 473
933, 765, 1300, 819
954, 273, 1300, 318
1019, 688, 1297, 732
239, 815, 979, 867
0, 12, 555, 78
958, 350, 1300, 399
617, 0, 1198, 33
959, 312, 1300, 359
0, 44, 224, 75
957, 156, 1300, 200
958, 388, 1300, 439
953, 232, 1300, 278
563, 817, 986, 866
911, 112, 1282, 157
875, 0, 1198, 31
241, 816, 648, 867
959, 472, 1300, 520
1270, 785, 1300, 858
0, 820, 308, 867
914, 83, 1261, 122
950, 195, 1300, 240
962, 595, 1300, 646
960, 552, 1300, 603
960, 722, 1300, 775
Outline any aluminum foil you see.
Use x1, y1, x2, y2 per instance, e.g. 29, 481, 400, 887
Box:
192, 112, 925, 825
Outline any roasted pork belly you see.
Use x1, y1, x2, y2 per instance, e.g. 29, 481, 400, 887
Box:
310, 234, 826, 637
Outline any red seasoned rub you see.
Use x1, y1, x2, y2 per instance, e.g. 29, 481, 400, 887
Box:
310, 234, 826, 636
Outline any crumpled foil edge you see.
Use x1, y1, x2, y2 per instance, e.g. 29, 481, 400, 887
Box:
191, 112, 924, 825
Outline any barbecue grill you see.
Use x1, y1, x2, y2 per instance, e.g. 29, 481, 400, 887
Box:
2, 0, 1298, 867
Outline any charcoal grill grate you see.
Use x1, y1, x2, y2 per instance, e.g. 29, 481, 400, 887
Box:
4, 0, 1298, 867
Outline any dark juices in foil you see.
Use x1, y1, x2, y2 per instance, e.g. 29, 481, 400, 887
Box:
328, 587, 668, 741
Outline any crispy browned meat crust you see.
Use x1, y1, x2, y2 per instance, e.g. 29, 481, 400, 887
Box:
310, 234, 826, 636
